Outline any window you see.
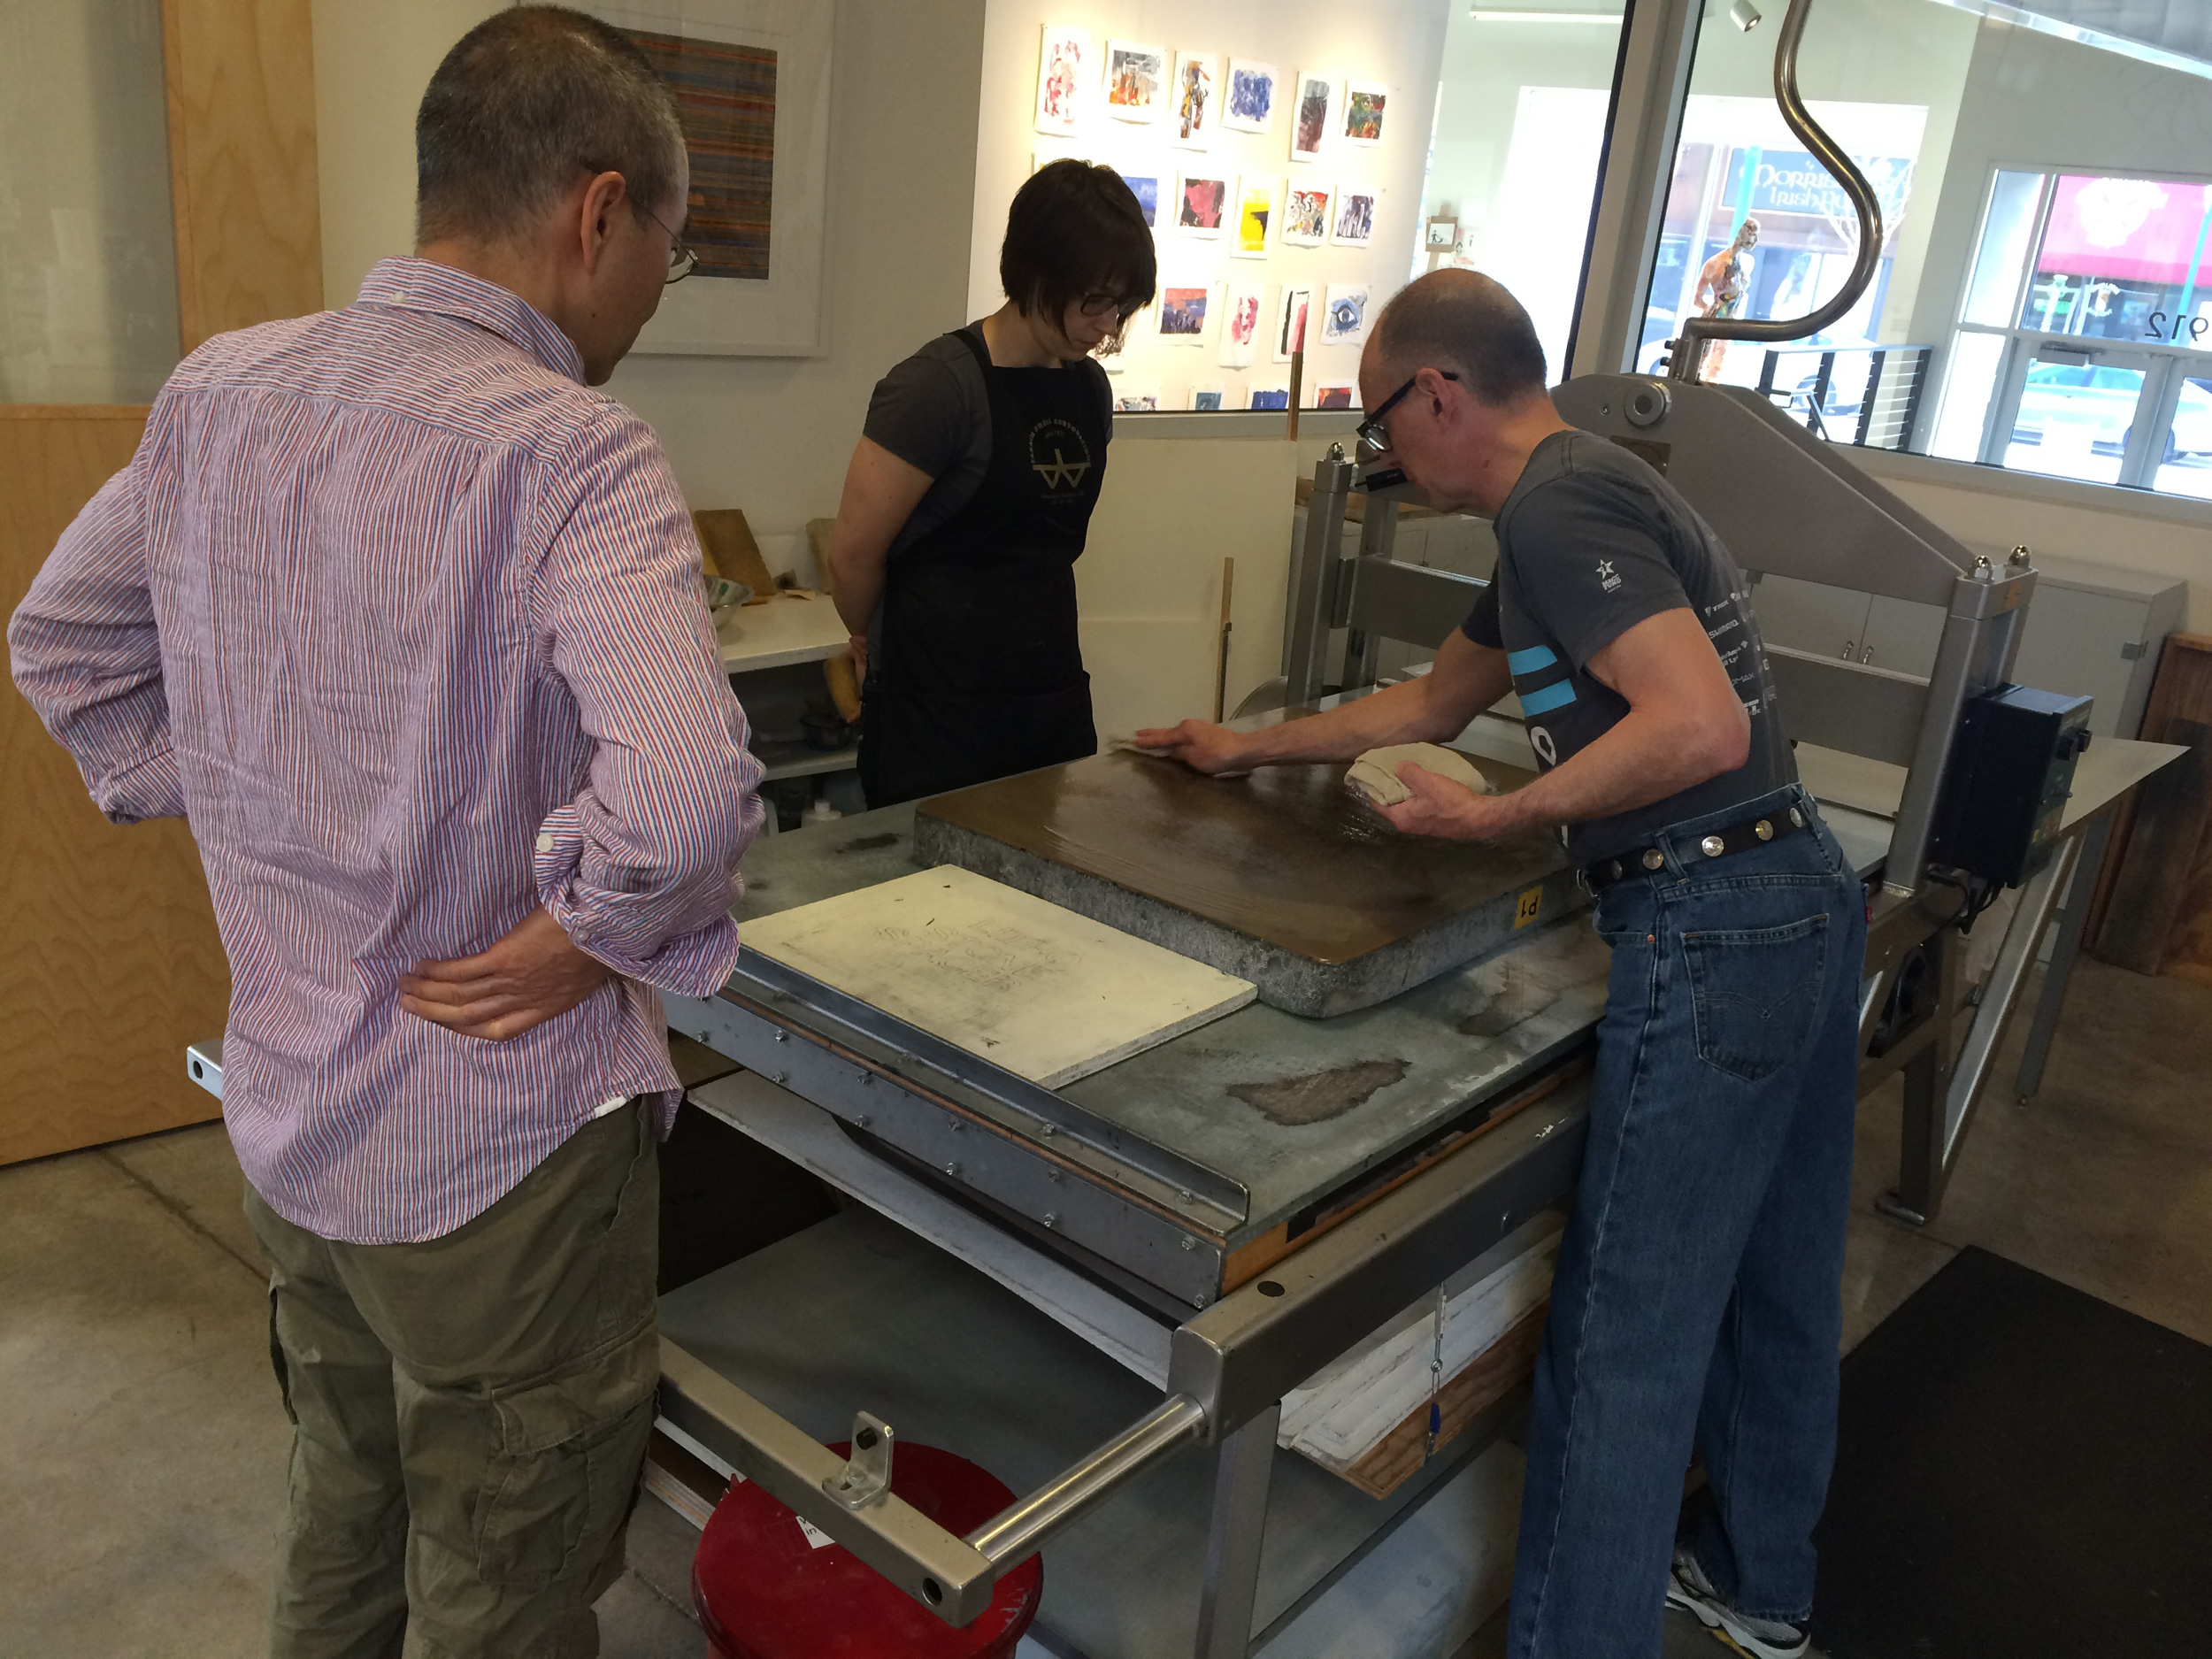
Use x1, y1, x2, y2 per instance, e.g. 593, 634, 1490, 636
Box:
1639, 0, 2212, 503
1937, 169, 2212, 497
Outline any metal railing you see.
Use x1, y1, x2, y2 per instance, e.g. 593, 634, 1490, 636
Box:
1755, 342, 1933, 450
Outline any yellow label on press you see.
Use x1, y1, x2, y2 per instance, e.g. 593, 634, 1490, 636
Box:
1514, 886, 1544, 929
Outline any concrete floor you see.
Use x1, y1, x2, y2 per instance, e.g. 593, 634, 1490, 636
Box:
3, 956, 2206, 1657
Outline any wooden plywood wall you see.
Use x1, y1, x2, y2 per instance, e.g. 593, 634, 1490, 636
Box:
163, 0, 324, 348
1, 410, 232, 1165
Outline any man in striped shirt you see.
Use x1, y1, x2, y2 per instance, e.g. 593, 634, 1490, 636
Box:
9, 10, 761, 1654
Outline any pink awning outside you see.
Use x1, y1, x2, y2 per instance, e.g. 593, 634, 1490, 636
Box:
2038, 174, 2212, 285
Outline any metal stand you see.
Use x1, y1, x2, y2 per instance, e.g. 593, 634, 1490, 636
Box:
1194, 1405, 1281, 1659
2014, 812, 2114, 1104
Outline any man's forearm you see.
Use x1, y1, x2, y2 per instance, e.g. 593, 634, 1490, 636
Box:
1233, 675, 1463, 765
1481, 706, 1737, 838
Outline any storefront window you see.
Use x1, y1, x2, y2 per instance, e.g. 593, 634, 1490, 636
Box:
1643, 0, 2212, 502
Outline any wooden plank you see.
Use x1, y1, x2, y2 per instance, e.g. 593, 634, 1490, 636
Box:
161, 0, 322, 350
1, 411, 232, 1164
2085, 634, 2212, 950
1340, 1302, 1548, 1500
739, 866, 1256, 1087
2093, 718, 2212, 974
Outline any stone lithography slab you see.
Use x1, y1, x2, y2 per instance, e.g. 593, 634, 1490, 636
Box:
911, 750, 1585, 1016
736, 865, 1256, 1088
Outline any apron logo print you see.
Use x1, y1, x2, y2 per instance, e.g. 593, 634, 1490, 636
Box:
1029, 418, 1094, 492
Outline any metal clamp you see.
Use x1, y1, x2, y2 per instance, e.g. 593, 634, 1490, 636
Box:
826, 1412, 895, 1509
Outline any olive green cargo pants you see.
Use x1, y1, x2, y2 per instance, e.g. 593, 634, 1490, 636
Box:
242, 1102, 661, 1659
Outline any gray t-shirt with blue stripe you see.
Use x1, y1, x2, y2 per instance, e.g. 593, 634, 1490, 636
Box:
1461, 429, 1793, 864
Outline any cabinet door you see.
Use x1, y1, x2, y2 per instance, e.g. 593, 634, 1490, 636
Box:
1748, 574, 1873, 661
2010, 585, 2154, 738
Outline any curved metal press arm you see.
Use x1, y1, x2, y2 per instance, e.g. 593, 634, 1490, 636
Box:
1670, 0, 1887, 382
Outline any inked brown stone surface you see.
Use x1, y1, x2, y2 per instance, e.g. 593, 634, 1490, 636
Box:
915, 750, 1560, 966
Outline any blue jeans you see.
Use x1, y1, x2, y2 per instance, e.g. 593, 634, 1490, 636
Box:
1509, 783, 1866, 1658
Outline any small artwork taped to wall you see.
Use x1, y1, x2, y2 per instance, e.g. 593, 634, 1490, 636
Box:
1190, 384, 1226, 411
1289, 73, 1334, 162
1159, 285, 1210, 342
1104, 41, 1167, 122
1118, 169, 1162, 227
1343, 81, 1388, 146
1218, 280, 1263, 367
1283, 182, 1331, 246
1094, 327, 1125, 372
1232, 176, 1275, 259
1332, 186, 1377, 247
1323, 283, 1372, 345
1177, 172, 1228, 235
1171, 52, 1215, 148
1223, 59, 1278, 133
1115, 388, 1160, 412
1249, 387, 1291, 411
1315, 382, 1356, 411
1035, 27, 1088, 135
1276, 285, 1314, 362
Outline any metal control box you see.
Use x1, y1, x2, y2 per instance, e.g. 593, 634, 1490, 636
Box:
1929, 685, 2094, 887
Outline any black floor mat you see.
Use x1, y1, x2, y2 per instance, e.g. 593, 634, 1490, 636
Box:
1812, 1246, 2212, 1657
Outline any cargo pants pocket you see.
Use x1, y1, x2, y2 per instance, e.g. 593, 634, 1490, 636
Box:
471, 1317, 661, 1591
1681, 914, 1829, 1084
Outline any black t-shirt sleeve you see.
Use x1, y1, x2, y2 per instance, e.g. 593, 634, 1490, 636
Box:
1504, 475, 1694, 670
862, 348, 975, 480
1461, 580, 1503, 648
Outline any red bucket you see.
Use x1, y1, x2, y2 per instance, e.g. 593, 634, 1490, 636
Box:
692, 1440, 1043, 1659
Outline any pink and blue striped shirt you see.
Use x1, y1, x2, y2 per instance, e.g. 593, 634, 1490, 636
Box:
10, 257, 764, 1243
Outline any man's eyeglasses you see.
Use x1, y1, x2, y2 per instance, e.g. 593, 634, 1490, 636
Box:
1356, 368, 1459, 457
638, 204, 698, 284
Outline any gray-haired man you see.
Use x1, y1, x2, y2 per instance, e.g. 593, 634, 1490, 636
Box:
10, 9, 757, 1655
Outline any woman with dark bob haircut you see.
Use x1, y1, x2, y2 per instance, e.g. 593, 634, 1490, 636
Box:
828, 159, 1156, 806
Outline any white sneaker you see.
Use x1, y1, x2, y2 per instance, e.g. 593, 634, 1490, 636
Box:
1663, 1547, 1810, 1659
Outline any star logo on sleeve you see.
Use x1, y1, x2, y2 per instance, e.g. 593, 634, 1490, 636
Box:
1596, 558, 1622, 593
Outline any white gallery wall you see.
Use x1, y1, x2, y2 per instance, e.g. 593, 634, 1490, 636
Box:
968, 0, 1453, 412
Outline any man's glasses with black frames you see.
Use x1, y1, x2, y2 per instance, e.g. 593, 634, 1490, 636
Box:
1355, 368, 1459, 457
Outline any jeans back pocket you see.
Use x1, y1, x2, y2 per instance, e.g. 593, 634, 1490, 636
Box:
1681, 914, 1830, 1084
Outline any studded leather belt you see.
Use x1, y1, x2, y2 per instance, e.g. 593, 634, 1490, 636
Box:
1584, 802, 1809, 894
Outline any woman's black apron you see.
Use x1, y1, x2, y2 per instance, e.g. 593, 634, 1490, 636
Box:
858, 326, 1107, 807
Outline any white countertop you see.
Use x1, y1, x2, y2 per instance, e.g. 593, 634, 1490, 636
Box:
717, 592, 849, 673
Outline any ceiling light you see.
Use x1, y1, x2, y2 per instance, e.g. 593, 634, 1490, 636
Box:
1731, 0, 1763, 28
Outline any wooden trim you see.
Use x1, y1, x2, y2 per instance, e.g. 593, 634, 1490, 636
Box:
1336, 1303, 1548, 1500
0, 406, 157, 422
1, 411, 231, 1165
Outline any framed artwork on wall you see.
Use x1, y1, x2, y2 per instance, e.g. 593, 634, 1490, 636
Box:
1283, 181, 1332, 247
1176, 171, 1229, 236
1218, 280, 1263, 366
1289, 72, 1335, 163
1171, 51, 1215, 148
1222, 59, 1278, 134
1275, 284, 1313, 361
1104, 41, 1167, 122
1118, 167, 1163, 227
1342, 80, 1388, 147
595, 1, 832, 357
1231, 176, 1275, 259
1322, 283, 1372, 345
1035, 26, 1087, 135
